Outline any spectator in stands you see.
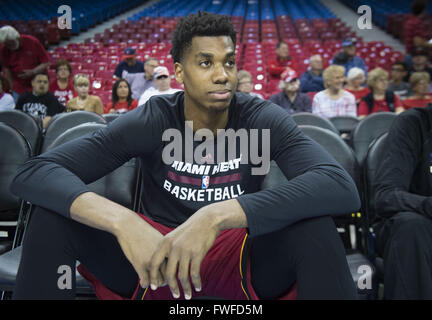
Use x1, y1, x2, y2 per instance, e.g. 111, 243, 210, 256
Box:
269, 68, 312, 115
403, 72, 432, 109
332, 38, 367, 76
406, 46, 432, 81
0, 25, 50, 102
0, 74, 14, 111
66, 74, 104, 115
50, 59, 75, 107
267, 41, 293, 80
15, 72, 64, 128
113, 48, 145, 79
138, 66, 182, 106
312, 65, 357, 118
388, 61, 411, 100
344, 67, 370, 105
122, 57, 159, 100
236, 70, 263, 99
105, 78, 138, 114
374, 103, 432, 299
300, 54, 325, 93
358, 68, 404, 119
403, 0, 431, 57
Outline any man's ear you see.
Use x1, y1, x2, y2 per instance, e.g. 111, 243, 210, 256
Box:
174, 62, 184, 84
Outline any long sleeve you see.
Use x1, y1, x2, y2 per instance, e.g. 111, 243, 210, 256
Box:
10, 104, 167, 219
236, 102, 361, 236
374, 111, 432, 219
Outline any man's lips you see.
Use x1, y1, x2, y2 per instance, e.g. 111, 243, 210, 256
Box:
208, 90, 231, 100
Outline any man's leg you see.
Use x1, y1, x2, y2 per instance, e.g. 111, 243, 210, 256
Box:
250, 215, 357, 299
376, 211, 432, 299
13, 206, 138, 299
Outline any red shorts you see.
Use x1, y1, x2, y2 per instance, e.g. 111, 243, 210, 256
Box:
77, 214, 297, 300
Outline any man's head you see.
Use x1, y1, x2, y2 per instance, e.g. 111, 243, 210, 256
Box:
279, 68, 300, 94
309, 54, 323, 72
412, 0, 427, 16
342, 38, 356, 57
123, 48, 137, 67
31, 72, 49, 95
0, 25, 20, 51
276, 41, 290, 60
171, 12, 238, 113
390, 61, 409, 82
144, 58, 159, 78
237, 70, 253, 94
412, 47, 429, 67
55, 59, 72, 81
153, 66, 171, 91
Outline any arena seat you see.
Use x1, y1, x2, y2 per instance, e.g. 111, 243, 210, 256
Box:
261, 125, 376, 299
0, 123, 32, 255
292, 112, 340, 134
41, 111, 107, 153
0, 122, 142, 299
0, 110, 42, 156
352, 112, 397, 165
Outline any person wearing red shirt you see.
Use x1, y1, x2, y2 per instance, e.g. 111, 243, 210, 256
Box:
267, 41, 294, 80
403, 71, 432, 109
50, 59, 75, 106
105, 79, 138, 114
345, 67, 370, 105
403, 0, 432, 56
0, 25, 50, 100
358, 68, 404, 119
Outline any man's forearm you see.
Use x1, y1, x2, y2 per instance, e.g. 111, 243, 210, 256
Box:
199, 199, 248, 232
4, 68, 13, 90
33, 62, 50, 74
70, 192, 152, 236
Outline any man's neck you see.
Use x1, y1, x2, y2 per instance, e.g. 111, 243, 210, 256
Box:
391, 78, 403, 86
311, 69, 321, 76
285, 91, 297, 101
184, 95, 229, 136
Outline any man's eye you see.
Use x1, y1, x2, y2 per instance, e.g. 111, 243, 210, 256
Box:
226, 60, 236, 67
200, 61, 211, 67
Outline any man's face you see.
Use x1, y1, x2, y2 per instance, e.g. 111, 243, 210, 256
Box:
145, 60, 159, 76
57, 65, 70, 80
125, 57, 136, 67
32, 75, 49, 95
155, 75, 171, 91
343, 45, 356, 57
284, 79, 300, 94
391, 64, 407, 81
413, 55, 427, 67
276, 43, 290, 60
4, 38, 19, 51
237, 76, 253, 94
175, 36, 237, 113
310, 56, 323, 71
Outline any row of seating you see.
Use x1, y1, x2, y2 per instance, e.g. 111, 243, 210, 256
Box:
0, 109, 398, 299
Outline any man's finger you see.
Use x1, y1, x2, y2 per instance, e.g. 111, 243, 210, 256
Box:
164, 252, 180, 299
190, 257, 202, 293
139, 270, 150, 289
178, 255, 192, 300
149, 245, 168, 290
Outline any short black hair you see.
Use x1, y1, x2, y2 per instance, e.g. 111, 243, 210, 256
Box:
393, 61, 409, 71
170, 11, 237, 64
31, 71, 49, 81
412, 0, 427, 15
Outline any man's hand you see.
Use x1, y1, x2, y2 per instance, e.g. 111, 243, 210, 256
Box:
149, 199, 248, 299
18, 69, 35, 79
114, 214, 167, 289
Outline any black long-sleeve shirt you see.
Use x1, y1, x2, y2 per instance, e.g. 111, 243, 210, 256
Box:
375, 104, 432, 220
10, 91, 360, 237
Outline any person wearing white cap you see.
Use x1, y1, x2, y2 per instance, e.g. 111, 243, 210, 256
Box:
138, 66, 182, 106
269, 67, 312, 115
